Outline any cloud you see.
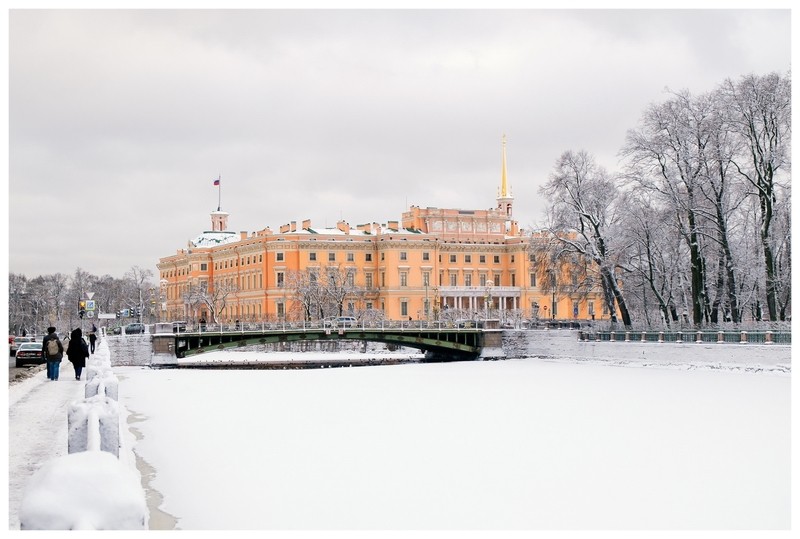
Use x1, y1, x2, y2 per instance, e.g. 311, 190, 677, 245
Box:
8, 9, 791, 278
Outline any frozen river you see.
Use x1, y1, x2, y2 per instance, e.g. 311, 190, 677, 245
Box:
115, 356, 790, 530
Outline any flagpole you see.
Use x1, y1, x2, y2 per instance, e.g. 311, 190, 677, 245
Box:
217, 174, 221, 211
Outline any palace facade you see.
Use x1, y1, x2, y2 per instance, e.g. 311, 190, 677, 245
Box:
157, 139, 608, 324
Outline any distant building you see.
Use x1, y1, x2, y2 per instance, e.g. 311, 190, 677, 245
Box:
157, 137, 608, 323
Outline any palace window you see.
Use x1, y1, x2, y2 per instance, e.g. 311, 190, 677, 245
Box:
400, 272, 408, 287
530, 273, 536, 287
277, 272, 284, 287
510, 273, 516, 286
309, 252, 317, 261
401, 300, 408, 317
400, 251, 407, 261
200, 263, 207, 271
480, 274, 486, 287
479, 255, 486, 264
494, 273, 501, 285
276, 252, 284, 262
365, 273, 373, 288
449, 254, 457, 263
381, 272, 386, 287
449, 273, 457, 286
347, 253, 354, 262
465, 273, 472, 286
328, 252, 336, 262
465, 254, 472, 263
493, 255, 500, 264
422, 252, 430, 261
423, 272, 430, 287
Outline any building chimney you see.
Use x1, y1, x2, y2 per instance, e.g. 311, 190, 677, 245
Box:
302, 219, 311, 230
290, 221, 297, 232
337, 220, 350, 233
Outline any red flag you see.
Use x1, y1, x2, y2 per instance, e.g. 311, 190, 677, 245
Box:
213, 178, 220, 186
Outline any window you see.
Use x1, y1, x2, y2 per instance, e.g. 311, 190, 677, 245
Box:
347, 252, 354, 262
529, 253, 536, 263
328, 252, 336, 262
511, 255, 515, 263
277, 302, 285, 319
309, 252, 317, 261
381, 252, 385, 261
494, 273, 501, 285
365, 273, 373, 288
449, 273, 457, 286
588, 301, 595, 315
400, 251, 407, 261
572, 301, 579, 318
200, 263, 207, 271
276, 252, 284, 262
510, 273, 516, 286
422, 252, 430, 261
347, 272, 355, 287
400, 272, 408, 287
530, 273, 536, 287
366, 302, 373, 310
381, 272, 386, 287
465, 273, 472, 286
480, 274, 486, 287
423, 272, 430, 287
366, 253, 372, 262
465, 255, 472, 264
493, 255, 500, 264
449, 254, 457, 263
479, 255, 486, 264
401, 301, 408, 317
276, 272, 284, 287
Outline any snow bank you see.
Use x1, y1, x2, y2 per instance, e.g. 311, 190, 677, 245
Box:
19, 451, 146, 530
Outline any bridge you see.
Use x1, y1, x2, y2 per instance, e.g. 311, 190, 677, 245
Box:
151, 321, 504, 364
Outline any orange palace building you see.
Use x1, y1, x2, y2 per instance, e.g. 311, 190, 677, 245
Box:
157, 139, 607, 324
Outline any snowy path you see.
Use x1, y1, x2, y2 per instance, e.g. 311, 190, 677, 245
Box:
7, 342, 110, 530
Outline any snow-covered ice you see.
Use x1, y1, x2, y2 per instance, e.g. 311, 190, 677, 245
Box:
8, 335, 792, 530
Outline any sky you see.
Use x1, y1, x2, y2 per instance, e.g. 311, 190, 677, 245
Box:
9, 336, 791, 530
5, 6, 792, 279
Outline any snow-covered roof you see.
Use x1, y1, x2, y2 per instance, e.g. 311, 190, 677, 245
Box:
190, 231, 240, 248
285, 226, 425, 236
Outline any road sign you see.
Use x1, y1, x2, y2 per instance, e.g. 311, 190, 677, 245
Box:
86, 300, 96, 311
98, 313, 117, 319
86, 311, 94, 318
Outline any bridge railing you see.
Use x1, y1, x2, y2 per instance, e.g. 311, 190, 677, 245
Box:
578, 330, 790, 345
183, 319, 488, 334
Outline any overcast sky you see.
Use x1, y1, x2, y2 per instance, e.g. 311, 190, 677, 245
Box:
7, 8, 791, 279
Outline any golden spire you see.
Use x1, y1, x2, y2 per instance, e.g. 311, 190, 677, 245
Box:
499, 134, 510, 198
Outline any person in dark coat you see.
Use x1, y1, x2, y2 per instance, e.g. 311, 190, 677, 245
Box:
88, 324, 98, 354
66, 328, 90, 381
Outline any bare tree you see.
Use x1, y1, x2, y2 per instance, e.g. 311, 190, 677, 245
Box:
720, 72, 791, 321
540, 150, 632, 327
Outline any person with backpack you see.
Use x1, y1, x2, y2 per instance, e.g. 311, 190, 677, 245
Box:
66, 328, 90, 381
42, 326, 64, 381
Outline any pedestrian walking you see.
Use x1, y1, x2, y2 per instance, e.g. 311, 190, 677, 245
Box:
88, 323, 98, 354
41, 326, 64, 381
66, 328, 89, 381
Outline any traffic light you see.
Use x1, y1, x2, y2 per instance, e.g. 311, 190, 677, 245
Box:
79, 300, 87, 310
79, 310, 85, 319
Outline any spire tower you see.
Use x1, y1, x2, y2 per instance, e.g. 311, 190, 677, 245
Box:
496, 134, 513, 218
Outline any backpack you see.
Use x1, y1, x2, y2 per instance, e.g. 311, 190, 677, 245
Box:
46, 338, 60, 358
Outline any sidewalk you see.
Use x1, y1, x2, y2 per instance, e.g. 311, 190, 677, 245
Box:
7, 341, 110, 530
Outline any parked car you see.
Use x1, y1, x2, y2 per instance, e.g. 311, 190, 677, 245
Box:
9, 336, 35, 356
110, 326, 123, 335
15, 342, 44, 368
125, 323, 145, 334
323, 316, 358, 328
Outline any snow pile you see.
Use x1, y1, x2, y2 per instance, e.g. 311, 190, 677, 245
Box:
19, 451, 146, 530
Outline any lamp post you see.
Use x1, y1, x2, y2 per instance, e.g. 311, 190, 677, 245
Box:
549, 270, 556, 320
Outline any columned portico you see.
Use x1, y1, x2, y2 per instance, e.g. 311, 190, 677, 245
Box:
438, 286, 521, 317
